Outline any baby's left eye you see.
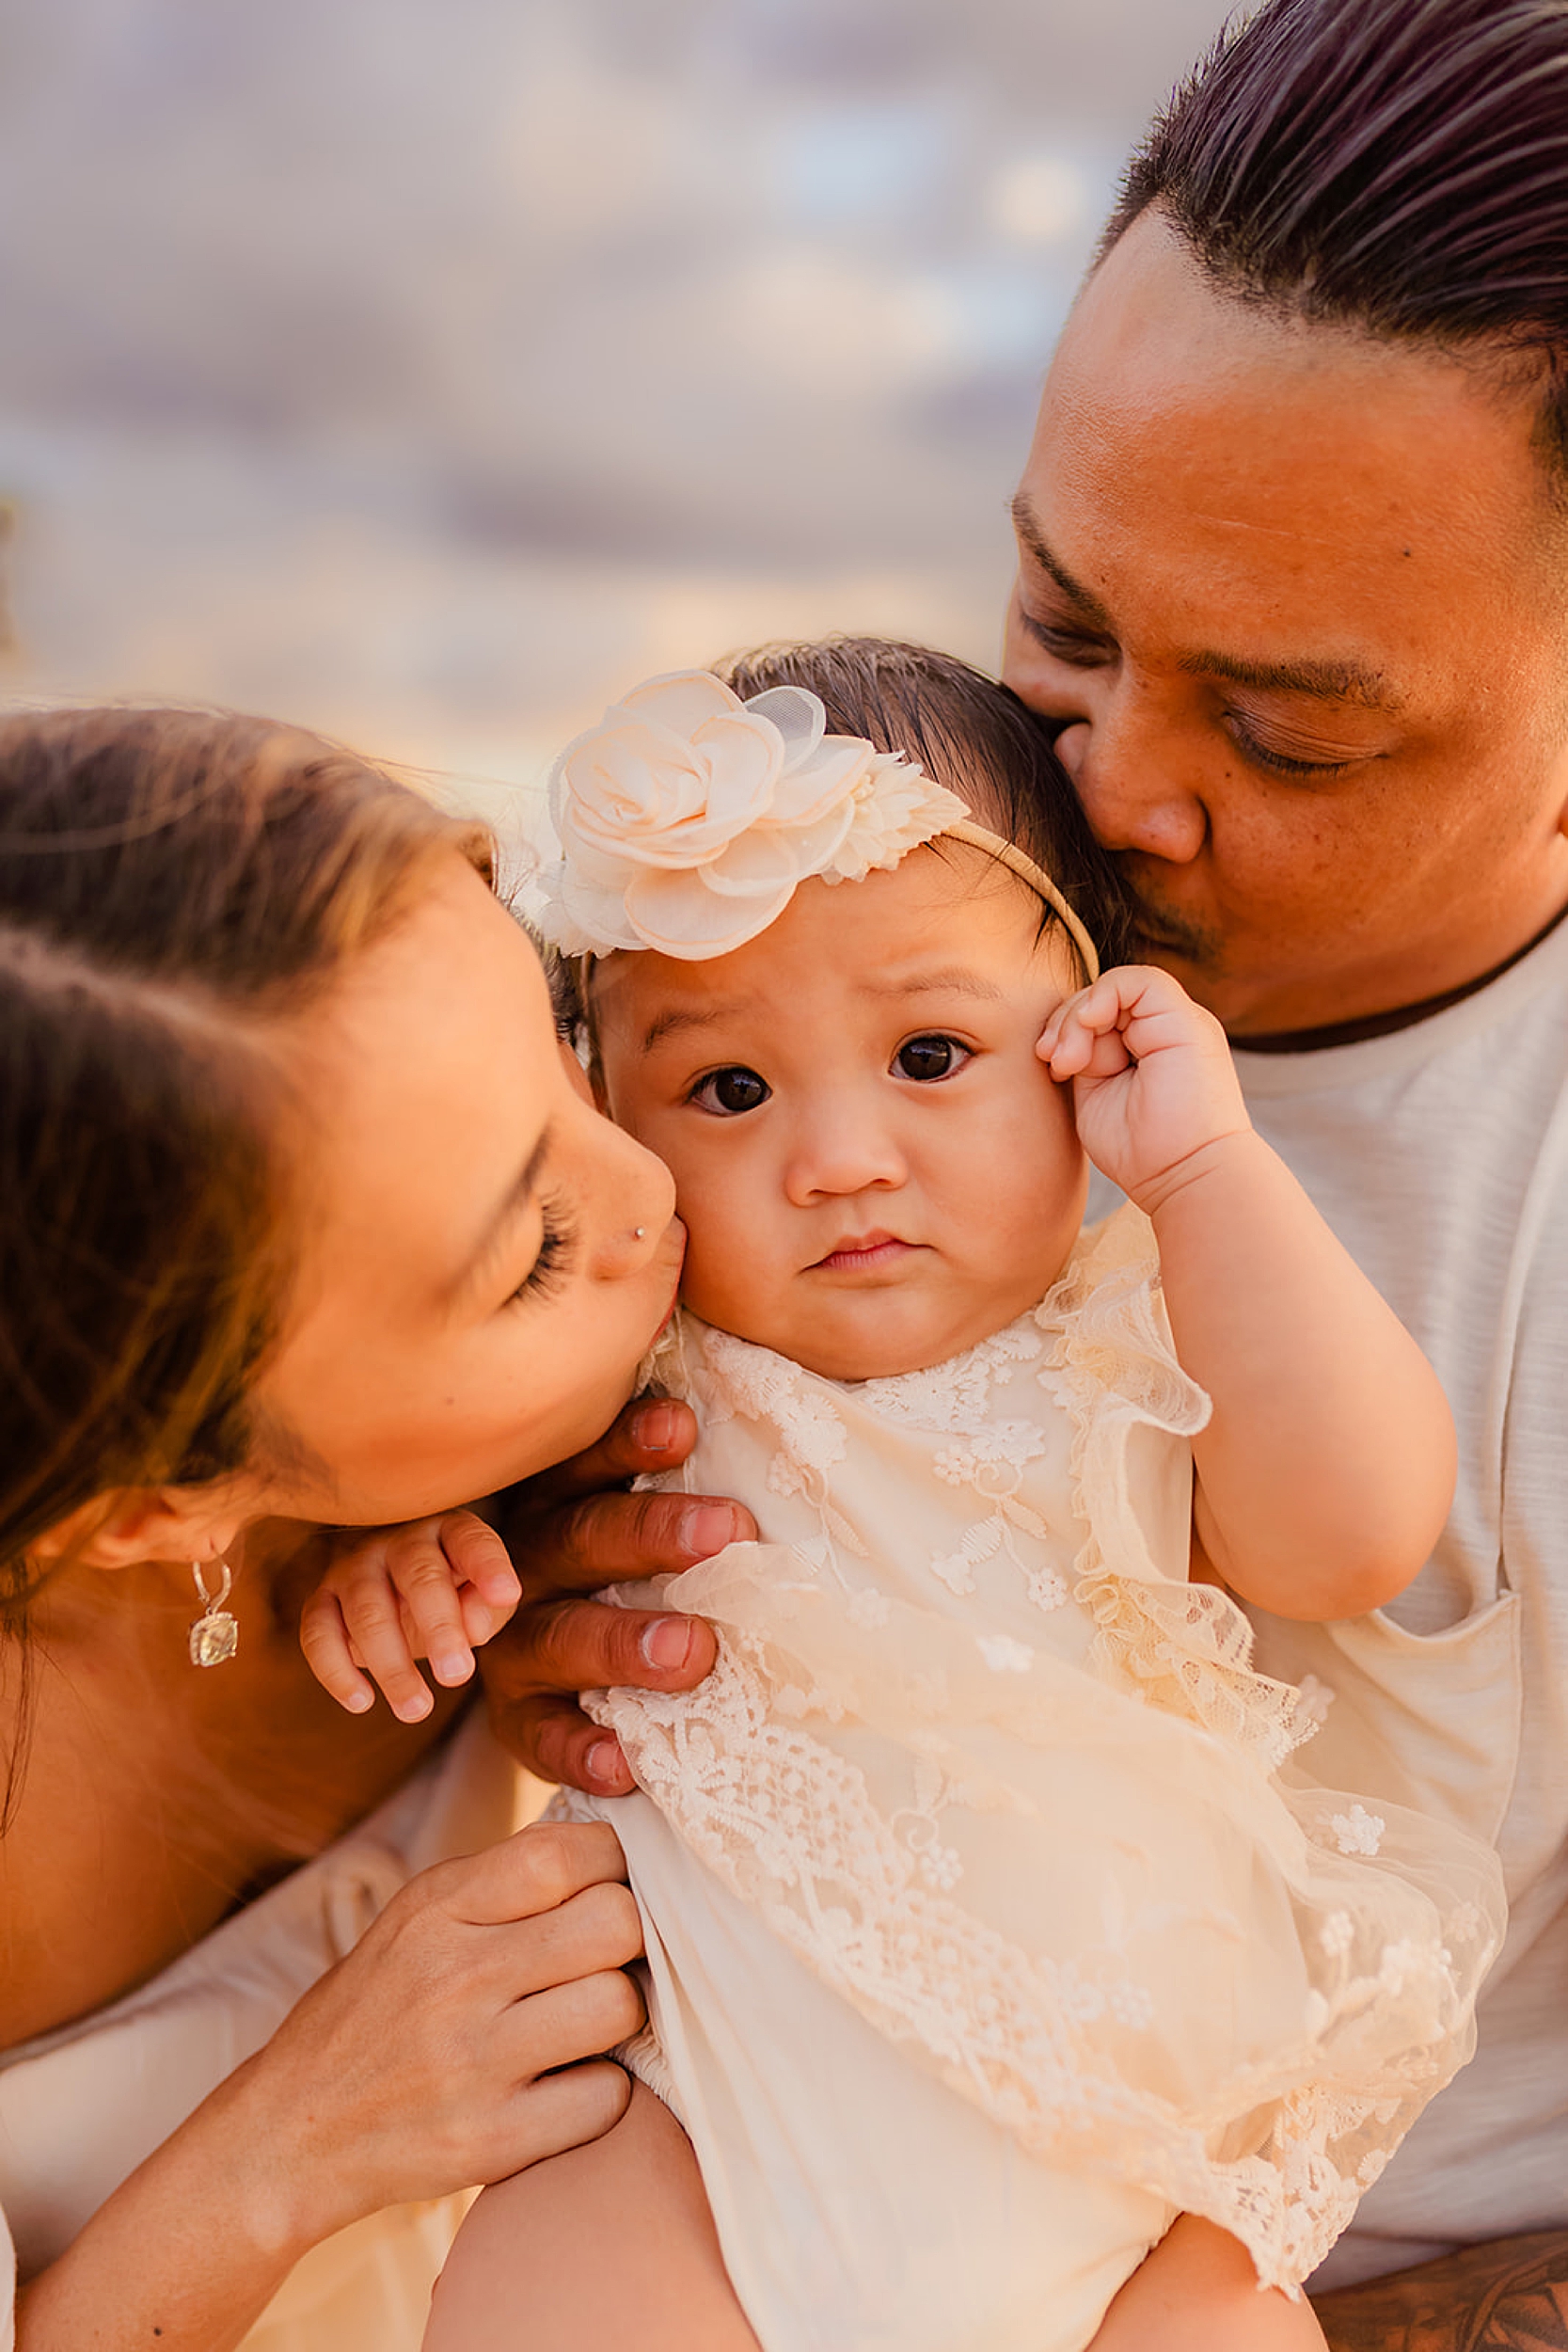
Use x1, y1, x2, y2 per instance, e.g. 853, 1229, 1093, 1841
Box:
893, 1034, 971, 1083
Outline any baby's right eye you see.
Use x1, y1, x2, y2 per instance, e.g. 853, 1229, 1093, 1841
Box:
690, 1066, 771, 1117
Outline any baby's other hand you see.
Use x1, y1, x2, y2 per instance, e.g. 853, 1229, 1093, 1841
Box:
300, 1510, 522, 1724
1037, 965, 1251, 1208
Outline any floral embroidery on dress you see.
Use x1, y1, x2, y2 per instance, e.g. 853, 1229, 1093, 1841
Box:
1330, 1804, 1386, 1857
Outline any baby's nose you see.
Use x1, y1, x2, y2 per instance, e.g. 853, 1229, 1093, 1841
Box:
784, 1110, 906, 1204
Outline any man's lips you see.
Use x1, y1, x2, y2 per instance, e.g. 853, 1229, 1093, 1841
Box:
811, 1232, 915, 1274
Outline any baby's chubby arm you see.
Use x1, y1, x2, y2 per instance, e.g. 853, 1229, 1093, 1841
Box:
1039, 968, 1454, 1620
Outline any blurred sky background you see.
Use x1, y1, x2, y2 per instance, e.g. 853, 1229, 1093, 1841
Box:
0, 0, 1237, 801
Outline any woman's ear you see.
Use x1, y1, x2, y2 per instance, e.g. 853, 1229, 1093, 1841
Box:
30, 1482, 257, 1572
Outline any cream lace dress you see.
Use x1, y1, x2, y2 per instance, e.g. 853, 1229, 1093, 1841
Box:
562, 1209, 1504, 2352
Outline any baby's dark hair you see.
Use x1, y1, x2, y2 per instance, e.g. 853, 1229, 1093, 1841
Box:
715, 636, 1133, 972
549, 636, 1132, 1049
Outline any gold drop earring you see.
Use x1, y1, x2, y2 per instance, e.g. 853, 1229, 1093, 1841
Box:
189, 1560, 240, 1667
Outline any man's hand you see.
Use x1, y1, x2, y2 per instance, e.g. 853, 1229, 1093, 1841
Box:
1313, 2231, 1568, 2349
480, 1396, 755, 1795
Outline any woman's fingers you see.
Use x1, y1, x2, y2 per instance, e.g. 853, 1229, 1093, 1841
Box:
254, 1822, 645, 2236
441, 1819, 633, 1927
491, 2058, 633, 2174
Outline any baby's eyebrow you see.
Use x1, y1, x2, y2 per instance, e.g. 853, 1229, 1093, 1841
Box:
639, 1001, 750, 1054
860, 969, 1006, 1002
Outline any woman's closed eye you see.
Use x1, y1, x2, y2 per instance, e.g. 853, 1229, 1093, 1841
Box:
506, 1197, 577, 1307
893, 1033, 973, 1084
690, 1065, 771, 1117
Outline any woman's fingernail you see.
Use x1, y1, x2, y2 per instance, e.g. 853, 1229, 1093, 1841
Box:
432, 1650, 472, 1685
641, 1615, 697, 1672
585, 1737, 624, 1785
679, 1502, 737, 1557
400, 1690, 435, 1722
345, 1688, 373, 1714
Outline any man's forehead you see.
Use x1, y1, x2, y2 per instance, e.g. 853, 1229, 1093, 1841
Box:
1028, 208, 1563, 585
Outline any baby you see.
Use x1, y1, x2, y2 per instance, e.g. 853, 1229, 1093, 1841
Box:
306, 641, 1503, 2352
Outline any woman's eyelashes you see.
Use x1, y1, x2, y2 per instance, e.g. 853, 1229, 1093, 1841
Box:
506, 1196, 578, 1306
690, 1065, 771, 1118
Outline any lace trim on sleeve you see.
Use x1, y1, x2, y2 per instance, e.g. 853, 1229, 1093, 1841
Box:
1044, 1206, 1319, 1772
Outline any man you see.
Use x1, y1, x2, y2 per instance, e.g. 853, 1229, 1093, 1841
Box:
483, 0, 1568, 2339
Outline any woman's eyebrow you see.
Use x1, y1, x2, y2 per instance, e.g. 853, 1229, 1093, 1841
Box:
451, 1120, 554, 1304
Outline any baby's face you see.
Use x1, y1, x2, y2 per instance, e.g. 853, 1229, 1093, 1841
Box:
592, 842, 1087, 1380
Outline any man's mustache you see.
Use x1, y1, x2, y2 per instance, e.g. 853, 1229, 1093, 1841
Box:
1112, 862, 1227, 972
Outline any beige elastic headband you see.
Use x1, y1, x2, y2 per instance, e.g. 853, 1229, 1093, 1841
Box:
941, 820, 1101, 982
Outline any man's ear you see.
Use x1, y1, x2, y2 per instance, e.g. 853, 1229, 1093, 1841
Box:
30, 1483, 257, 1572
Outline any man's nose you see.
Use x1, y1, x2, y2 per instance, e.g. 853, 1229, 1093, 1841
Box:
783, 1102, 907, 1204
1053, 685, 1209, 866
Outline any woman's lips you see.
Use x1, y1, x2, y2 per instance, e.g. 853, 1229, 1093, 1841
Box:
812, 1233, 914, 1275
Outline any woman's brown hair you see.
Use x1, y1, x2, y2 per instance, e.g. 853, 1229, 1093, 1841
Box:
0, 707, 488, 1646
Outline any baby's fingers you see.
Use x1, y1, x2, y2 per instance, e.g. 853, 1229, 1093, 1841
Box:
1040, 984, 1135, 1081
300, 1588, 376, 1716
382, 1522, 479, 1694
441, 1511, 524, 1617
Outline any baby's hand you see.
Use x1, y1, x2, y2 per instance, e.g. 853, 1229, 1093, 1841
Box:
1038, 965, 1251, 1207
300, 1510, 522, 1724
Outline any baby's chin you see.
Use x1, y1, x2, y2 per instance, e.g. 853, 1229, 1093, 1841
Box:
689, 1294, 1005, 1384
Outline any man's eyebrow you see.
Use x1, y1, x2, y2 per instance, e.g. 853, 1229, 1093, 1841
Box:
1177, 648, 1403, 712
1012, 494, 1402, 716
452, 1120, 553, 1303
1009, 495, 1116, 631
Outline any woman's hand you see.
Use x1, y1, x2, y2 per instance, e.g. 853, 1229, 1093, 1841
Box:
481, 1397, 756, 1797
245, 1820, 642, 2238
16, 1820, 643, 2352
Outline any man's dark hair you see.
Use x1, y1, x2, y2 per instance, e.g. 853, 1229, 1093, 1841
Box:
1105, 0, 1568, 472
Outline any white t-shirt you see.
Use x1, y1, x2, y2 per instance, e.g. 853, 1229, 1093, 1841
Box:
1150, 913, 1568, 2289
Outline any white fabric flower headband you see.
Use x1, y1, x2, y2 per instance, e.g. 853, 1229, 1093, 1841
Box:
535, 668, 1100, 977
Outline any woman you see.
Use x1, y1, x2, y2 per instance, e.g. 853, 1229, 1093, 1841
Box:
0, 703, 701, 2351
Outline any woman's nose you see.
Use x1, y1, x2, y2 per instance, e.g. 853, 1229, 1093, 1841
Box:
590, 1115, 678, 1279
1053, 687, 1209, 867
783, 1104, 907, 1205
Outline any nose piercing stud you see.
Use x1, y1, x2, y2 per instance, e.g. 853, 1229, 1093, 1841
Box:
635, 1226, 647, 1239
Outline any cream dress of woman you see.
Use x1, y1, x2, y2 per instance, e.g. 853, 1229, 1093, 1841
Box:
565, 1209, 1505, 2352
0, 1711, 527, 2352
